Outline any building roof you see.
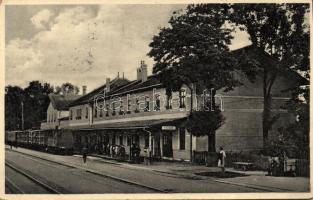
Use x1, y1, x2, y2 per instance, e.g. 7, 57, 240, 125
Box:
70, 77, 130, 106
49, 94, 81, 111
109, 75, 161, 97
69, 45, 308, 107
70, 75, 162, 106
232, 45, 309, 85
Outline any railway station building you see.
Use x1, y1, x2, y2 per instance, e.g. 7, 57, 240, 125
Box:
40, 45, 305, 162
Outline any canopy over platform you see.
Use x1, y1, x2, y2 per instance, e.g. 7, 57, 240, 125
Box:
69, 118, 187, 131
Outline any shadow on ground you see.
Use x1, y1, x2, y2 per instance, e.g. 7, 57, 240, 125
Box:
195, 171, 248, 178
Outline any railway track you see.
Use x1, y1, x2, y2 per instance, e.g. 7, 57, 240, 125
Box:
7, 148, 288, 193
6, 149, 166, 193
5, 161, 62, 194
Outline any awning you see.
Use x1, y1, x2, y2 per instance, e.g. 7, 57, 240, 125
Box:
69, 118, 187, 131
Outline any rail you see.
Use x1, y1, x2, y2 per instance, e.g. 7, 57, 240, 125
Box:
5, 161, 62, 194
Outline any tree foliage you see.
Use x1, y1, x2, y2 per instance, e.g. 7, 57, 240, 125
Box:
186, 109, 225, 136
148, 4, 256, 96
5, 81, 80, 130
148, 3, 309, 155
270, 86, 309, 159
5, 86, 24, 130
55, 82, 80, 95
229, 4, 310, 147
5, 81, 53, 130
148, 4, 258, 144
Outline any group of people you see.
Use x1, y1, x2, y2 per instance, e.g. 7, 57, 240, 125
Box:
81, 144, 227, 173
80, 142, 142, 163
130, 143, 141, 163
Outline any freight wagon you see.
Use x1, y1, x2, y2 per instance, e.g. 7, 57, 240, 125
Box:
5, 129, 74, 155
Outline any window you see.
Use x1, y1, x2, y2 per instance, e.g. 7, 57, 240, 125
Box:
179, 128, 185, 150
85, 107, 88, 119
208, 134, 215, 152
69, 110, 73, 120
144, 134, 149, 148
99, 102, 104, 117
94, 107, 97, 118
127, 98, 132, 114
112, 135, 116, 145
127, 136, 131, 146
119, 100, 124, 115
119, 135, 123, 145
155, 94, 160, 111
76, 109, 82, 120
112, 102, 116, 115
203, 89, 212, 111
135, 97, 140, 113
179, 89, 186, 108
144, 96, 150, 112
106, 103, 109, 116
166, 95, 172, 110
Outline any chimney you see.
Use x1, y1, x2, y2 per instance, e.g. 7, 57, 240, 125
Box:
117, 72, 120, 78
137, 68, 141, 80
82, 85, 87, 95
137, 60, 148, 82
122, 72, 124, 79
106, 78, 110, 93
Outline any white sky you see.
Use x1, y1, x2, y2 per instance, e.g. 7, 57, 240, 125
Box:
5, 5, 251, 92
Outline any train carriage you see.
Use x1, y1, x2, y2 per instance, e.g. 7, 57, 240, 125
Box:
5, 131, 18, 147
46, 129, 74, 155
6, 129, 74, 155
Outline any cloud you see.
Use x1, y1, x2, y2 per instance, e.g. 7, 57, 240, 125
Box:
30, 9, 54, 29
6, 5, 181, 90
6, 5, 250, 91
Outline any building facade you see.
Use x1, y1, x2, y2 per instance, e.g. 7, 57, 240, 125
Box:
40, 46, 305, 161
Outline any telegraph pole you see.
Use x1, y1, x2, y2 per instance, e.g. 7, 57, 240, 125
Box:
21, 101, 24, 131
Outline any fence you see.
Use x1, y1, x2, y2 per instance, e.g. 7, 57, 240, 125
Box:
296, 159, 310, 177
194, 151, 310, 177
193, 151, 217, 166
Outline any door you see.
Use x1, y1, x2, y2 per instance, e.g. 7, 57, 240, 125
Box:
154, 134, 161, 157
162, 132, 173, 157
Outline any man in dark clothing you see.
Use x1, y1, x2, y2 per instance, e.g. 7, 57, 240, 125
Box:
82, 146, 88, 163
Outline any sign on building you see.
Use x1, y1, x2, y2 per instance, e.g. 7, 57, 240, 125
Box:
161, 126, 176, 131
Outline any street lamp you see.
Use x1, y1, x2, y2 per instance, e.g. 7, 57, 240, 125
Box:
21, 101, 24, 131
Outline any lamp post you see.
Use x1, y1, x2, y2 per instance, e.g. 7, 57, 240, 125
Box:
21, 101, 24, 131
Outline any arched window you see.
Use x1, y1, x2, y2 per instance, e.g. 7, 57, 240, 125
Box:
144, 96, 150, 111
179, 89, 186, 108
85, 107, 88, 119
155, 94, 160, 111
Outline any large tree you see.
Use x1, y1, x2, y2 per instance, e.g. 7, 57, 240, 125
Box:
5, 86, 24, 130
229, 4, 310, 148
5, 81, 53, 130
55, 82, 80, 95
271, 85, 309, 159
148, 4, 256, 159
23, 81, 54, 129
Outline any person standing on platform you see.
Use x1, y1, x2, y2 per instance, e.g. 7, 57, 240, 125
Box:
218, 147, 226, 173
82, 145, 88, 164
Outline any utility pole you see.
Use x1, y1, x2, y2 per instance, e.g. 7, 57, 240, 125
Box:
21, 101, 24, 131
